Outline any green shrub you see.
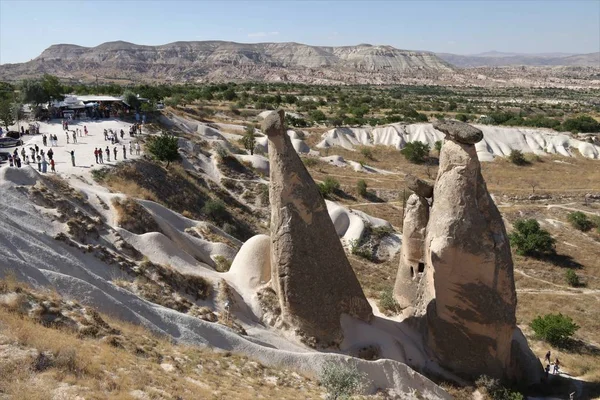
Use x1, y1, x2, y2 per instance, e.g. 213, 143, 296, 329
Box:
475, 376, 524, 400
356, 180, 368, 197
529, 313, 579, 346
508, 150, 528, 166
401, 142, 430, 164
591, 215, 600, 233
319, 361, 365, 400
303, 157, 319, 168
567, 211, 593, 232
202, 199, 228, 222
379, 287, 399, 314
214, 144, 229, 161
360, 147, 374, 160
530, 313, 579, 347
349, 239, 373, 261
318, 177, 341, 198
434, 140, 443, 153
213, 255, 232, 272
509, 219, 556, 257
561, 115, 600, 133
565, 269, 581, 287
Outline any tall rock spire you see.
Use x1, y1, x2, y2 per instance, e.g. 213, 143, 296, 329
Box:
413, 120, 541, 383
263, 110, 372, 347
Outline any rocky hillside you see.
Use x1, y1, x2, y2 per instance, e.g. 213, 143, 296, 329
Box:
0, 40, 454, 84
437, 51, 600, 67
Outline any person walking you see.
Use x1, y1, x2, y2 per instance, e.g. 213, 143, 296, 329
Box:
70, 150, 75, 166
544, 351, 551, 364
104, 129, 108, 141
50, 159, 55, 173
129, 141, 133, 155
42, 134, 47, 146
120, 129, 124, 140
41, 157, 48, 173
35, 144, 39, 155
66, 132, 70, 144
135, 142, 140, 155
8, 155, 13, 167
84, 126, 88, 136
47, 148, 54, 161
37, 155, 42, 172
72, 130, 77, 144
94, 148, 99, 164
553, 358, 560, 375
40, 149, 44, 159
98, 149, 103, 163
105, 146, 110, 162
21, 148, 27, 164
15, 155, 21, 168
113, 146, 117, 160
122, 144, 127, 159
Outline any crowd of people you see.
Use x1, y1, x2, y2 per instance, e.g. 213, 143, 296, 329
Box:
543, 350, 561, 378
4, 119, 143, 174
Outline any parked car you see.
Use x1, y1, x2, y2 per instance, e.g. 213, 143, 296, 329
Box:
0, 137, 23, 148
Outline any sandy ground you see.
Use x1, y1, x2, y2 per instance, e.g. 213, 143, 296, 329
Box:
3, 119, 143, 179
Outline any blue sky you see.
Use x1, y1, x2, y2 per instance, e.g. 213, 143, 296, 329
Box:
1, 0, 599, 64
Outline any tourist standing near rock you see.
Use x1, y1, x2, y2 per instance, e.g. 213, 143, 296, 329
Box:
262, 110, 372, 347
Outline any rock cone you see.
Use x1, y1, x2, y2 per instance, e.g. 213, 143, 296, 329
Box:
263, 110, 372, 346
417, 120, 541, 383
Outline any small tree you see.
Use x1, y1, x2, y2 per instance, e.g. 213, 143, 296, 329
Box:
530, 313, 579, 347
146, 132, 179, 168
202, 199, 228, 222
242, 125, 256, 155
509, 219, 556, 257
567, 211, 593, 232
0, 99, 15, 130
123, 91, 141, 111
319, 361, 365, 400
508, 150, 528, 166
360, 147, 374, 160
356, 180, 368, 197
434, 140, 443, 153
565, 269, 581, 287
318, 177, 340, 198
401, 142, 430, 164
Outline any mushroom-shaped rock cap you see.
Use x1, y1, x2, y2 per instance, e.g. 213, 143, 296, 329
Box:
262, 109, 286, 137
406, 174, 434, 199
433, 119, 483, 145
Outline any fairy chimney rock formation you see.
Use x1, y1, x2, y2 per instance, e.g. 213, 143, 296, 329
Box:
419, 119, 541, 383
263, 110, 372, 346
394, 193, 429, 309
406, 174, 434, 199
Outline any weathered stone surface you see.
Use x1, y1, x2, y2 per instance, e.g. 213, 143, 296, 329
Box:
394, 194, 429, 309
416, 129, 541, 383
433, 119, 483, 144
264, 110, 372, 346
406, 174, 434, 199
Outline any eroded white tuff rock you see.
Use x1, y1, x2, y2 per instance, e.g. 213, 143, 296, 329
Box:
394, 194, 429, 309
263, 110, 372, 346
416, 120, 541, 383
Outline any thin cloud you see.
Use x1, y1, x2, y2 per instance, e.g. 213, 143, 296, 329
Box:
247, 31, 279, 38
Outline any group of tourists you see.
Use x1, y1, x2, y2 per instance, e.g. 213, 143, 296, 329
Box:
43, 134, 61, 147
544, 350, 560, 378
7, 146, 55, 173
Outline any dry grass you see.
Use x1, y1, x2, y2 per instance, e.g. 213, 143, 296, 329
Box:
0, 279, 324, 399
111, 197, 162, 235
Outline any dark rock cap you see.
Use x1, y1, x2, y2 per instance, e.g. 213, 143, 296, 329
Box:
406, 174, 434, 199
433, 119, 483, 145
263, 109, 286, 137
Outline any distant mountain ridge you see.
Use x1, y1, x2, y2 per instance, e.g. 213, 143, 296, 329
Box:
436, 51, 600, 67
0, 40, 454, 84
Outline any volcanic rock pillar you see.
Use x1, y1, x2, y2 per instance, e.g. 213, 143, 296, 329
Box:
263, 110, 372, 347
421, 120, 541, 383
